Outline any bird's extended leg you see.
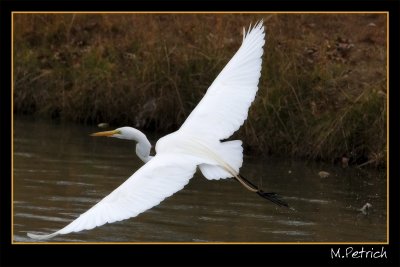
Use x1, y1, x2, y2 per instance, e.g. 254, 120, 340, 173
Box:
235, 174, 289, 207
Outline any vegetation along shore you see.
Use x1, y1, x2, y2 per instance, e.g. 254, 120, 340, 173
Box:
13, 14, 387, 168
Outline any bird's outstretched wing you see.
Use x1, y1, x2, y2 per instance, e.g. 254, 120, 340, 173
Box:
27, 154, 198, 240
179, 21, 265, 140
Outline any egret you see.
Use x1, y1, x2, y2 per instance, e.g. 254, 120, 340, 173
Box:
27, 21, 287, 240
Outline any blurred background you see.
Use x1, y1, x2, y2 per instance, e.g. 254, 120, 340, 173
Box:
13, 13, 387, 167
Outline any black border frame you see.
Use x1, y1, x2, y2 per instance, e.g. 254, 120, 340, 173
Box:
1, 1, 399, 266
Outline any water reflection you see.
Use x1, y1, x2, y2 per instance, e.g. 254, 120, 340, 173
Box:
13, 116, 387, 242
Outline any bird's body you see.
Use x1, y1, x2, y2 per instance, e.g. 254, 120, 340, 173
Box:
27, 21, 287, 241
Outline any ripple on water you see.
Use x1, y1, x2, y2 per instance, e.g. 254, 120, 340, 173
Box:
92, 165, 113, 170
270, 230, 311, 236
14, 212, 71, 223
285, 196, 330, 204
55, 180, 93, 186
23, 178, 55, 184
198, 216, 226, 222
276, 219, 315, 226
162, 204, 196, 211
42, 195, 98, 204
14, 152, 35, 158
228, 201, 266, 210
14, 204, 59, 212
22, 169, 60, 174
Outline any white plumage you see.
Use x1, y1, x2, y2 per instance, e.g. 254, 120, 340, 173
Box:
180, 21, 265, 141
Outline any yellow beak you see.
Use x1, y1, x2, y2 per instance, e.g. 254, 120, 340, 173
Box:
90, 129, 120, 137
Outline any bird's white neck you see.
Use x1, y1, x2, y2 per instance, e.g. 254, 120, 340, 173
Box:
117, 127, 153, 163
136, 141, 153, 163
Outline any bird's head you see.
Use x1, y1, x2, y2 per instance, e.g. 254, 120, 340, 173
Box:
91, 126, 152, 162
90, 127, 139, 140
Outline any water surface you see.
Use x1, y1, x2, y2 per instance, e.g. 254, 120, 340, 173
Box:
13, 117, 387, 242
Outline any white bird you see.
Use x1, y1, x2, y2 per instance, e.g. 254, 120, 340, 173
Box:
27, 21, 287, 241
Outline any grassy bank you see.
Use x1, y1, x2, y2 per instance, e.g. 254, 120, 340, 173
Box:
13, 14, 387, 167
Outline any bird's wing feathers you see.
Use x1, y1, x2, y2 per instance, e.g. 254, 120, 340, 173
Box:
179, 21, 265, 140
27, 154, 198, 240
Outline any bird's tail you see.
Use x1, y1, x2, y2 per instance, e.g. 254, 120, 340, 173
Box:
236, 174, 289, 207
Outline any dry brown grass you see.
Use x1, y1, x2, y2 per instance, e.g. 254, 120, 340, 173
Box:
13, 13, 387, 167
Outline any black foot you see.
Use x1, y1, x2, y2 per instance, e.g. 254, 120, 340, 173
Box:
237, 174, 289, 208
256, 190, 289, 208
